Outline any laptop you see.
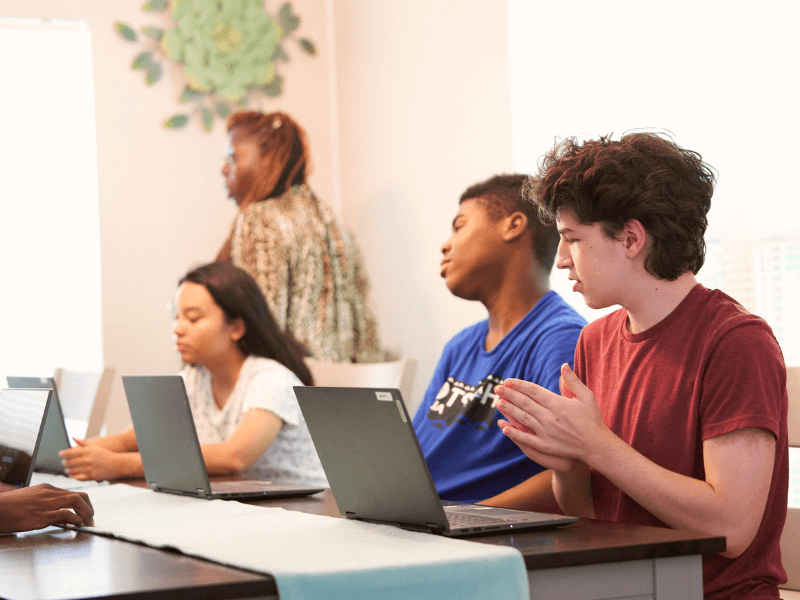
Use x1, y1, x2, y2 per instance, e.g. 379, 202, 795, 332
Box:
293, 386, 579, 537
7, 376, 71, 475
122, 375, 324, 500
0, 388, 53, 489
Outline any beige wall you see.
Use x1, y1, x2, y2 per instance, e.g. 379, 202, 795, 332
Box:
5, 0, 513, 427
5, 0, 337, 432
333, 0, 514, 411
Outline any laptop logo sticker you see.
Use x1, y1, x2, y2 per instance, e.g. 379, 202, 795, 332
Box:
375, 391, 393, 401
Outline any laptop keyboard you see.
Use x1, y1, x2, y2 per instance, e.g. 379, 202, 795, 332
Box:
445, 507, 534, 527
210, 480, 273, 493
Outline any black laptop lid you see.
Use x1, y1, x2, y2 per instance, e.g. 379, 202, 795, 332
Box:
0, 388, 52, 488
7, 376, 71, 474
293, 386, 450, 531
122, 375, 212, 495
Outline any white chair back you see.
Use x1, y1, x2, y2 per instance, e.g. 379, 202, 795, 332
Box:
304, 356, 417, 406
53, 366, 115, 439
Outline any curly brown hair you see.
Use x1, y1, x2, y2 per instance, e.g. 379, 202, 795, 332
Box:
524, 133, 716, 281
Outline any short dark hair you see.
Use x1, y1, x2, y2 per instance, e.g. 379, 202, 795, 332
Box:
460, 174, 559, 272
180, 262, 313, 386
524, 133, 716, 280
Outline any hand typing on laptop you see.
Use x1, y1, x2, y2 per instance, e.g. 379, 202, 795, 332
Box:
0, 484, 94, 533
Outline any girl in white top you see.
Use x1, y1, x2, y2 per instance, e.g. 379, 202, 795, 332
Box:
60, 262, 326, 487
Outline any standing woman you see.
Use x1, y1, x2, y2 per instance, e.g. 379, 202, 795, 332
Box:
218, 110, 380, 363
60, 262, 327, 487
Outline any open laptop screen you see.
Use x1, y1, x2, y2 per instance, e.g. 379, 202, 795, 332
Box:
7, 376, 72, 474
0, 388, 51, 488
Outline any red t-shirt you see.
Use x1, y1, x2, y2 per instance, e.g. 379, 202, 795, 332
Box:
574, 284, 788, 599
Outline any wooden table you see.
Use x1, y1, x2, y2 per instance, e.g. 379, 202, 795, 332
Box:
0, 487, 724, 600
255, 492, 723, 600
0, 526, 275, 600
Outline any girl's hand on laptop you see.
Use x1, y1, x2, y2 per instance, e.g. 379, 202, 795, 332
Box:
59, 439, 125, 481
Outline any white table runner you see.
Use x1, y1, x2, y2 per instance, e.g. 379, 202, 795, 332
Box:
78, 483, 529, 600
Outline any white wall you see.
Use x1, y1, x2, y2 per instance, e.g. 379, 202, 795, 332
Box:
4, 0, 337, 432
333, 0, 515, 412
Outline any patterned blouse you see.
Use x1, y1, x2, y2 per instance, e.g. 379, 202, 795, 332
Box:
230, 184, 380, 363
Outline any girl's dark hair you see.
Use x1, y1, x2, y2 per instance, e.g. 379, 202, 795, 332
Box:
179, 262, 314, 386
524, 132, 716, 281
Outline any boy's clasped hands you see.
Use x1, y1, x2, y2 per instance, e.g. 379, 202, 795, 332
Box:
495, 363, 607, 474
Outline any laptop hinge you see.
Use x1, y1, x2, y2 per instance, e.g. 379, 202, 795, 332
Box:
427, 523, 442, 534
345, 512, 358, 520
197, 488, 206, 496
396, 522, 441, 534
149, 483, 158, 491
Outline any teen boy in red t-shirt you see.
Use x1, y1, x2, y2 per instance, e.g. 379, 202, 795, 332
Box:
495, 133, 788, 599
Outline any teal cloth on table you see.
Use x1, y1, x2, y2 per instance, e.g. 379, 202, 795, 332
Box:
79, 484, 529, 600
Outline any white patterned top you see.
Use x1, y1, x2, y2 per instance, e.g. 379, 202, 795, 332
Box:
180, 356, 327, 487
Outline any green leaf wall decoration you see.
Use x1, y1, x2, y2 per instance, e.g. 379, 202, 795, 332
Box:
299, 38, 316, 55
215, 102, 231, 118
143, 0, 169, 12
278, 3, 300, 35
131, 51, 152, 69
179, 85, 203, 103
141, 26, 164, 41
201, 107, 214, 131
146, 62, 163, 85
115, 0, 316, 132
114, 22, 137, 41
164, 114, 189, 128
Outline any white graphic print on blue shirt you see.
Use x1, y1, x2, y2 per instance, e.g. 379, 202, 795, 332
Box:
412, 291, 586, 502
427, 374, 505, 430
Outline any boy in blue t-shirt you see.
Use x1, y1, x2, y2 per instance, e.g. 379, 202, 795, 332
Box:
412, 174, 585, 506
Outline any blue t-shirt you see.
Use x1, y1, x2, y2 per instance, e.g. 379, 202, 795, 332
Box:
412, 291, 585, 502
